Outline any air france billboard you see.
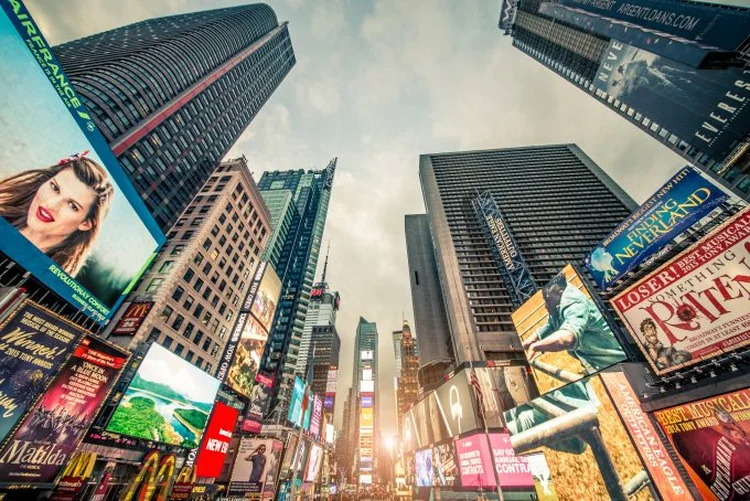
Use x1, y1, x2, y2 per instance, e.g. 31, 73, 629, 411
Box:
0, 2, 164, 323
594, 39, 750, 163
585, 166, 727, 289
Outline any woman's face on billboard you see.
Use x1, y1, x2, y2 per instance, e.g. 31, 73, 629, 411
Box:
23, 167, 96, 250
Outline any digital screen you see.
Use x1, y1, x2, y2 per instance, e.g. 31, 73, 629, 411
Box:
287, 377, 305, 427
195, 403, 240, 478
0, 4, 163, 323
105, 343, 220, 448
415, 448, 433, 487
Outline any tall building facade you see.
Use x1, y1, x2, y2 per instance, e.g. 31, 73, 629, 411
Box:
404, 214, 455, 390
256, 160, 337, 421
54, 5, 296, 228
395, 321, 420, 441
106, 157, 271, 374
353, 317, 379, 485
418, 145, 636, 364
499, 0, 750, 198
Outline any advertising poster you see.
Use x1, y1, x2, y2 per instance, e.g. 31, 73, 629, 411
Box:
304, 444, 324, 483
302, 390, 313, 431
280, 434, 298, 478
489, 433, 535, 488
503, 374, 650, 500
0, 335, 127, 485
262, 441, 283, 501
111, 301, 154, 335
227, 315, 269, 398
195, 402, 240, 478
594, 39, 750, 162
455, 434, 494, 488
513, 264, 626, 395
557, 0, 750, 51
612, 207, 750, 375
247, 373, 274, 421
654, 388, 750, 501
525, 453, 559, 501
474, 365, 537, 429
105, 343, 220, 448
431, 443, 458, 487
249, 266, 282, 333
434, 370, 478, 437
0, 301, 83, 444
600, 371, 692, 500
287, 377, 305, 427
0, 5, 163, 324
585, 166, 728, 289
229, 437, 283, 497
415, 448, 433, 487
310, 395, 323, 438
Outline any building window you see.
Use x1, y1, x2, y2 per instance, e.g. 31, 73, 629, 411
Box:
203, 238, 212, 251
158, 261, 174, 273
193, 278, 204, 292
171, 245, 185, 256
175, 344, 184, 356
183, 268, 195, 282
172, 286, 185, 301
183, 295, 195, 311
172, 315, 185, 330
184, 322, 195, 339
162, 335, 173, 349
159, 305, 173, 323
194, 253, 204, 265
186, 351, 194, 362
146, 278, 163, 293
194, 304, 204, 319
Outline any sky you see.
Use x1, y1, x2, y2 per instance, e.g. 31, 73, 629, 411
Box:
27, 0, 685, 439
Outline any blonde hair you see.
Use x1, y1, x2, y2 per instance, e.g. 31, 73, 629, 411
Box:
0, 157, 114, 276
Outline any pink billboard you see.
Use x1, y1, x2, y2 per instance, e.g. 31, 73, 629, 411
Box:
455, 434, 495, 488
489, 433, 534, 488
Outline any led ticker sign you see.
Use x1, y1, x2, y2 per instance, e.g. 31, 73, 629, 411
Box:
310, 286, 325, 299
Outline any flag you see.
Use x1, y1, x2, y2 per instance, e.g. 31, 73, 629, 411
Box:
470, 369, 486, 428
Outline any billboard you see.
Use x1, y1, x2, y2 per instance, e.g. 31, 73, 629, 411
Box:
585, 166, 728, 289
302, 391, 313, 431
503, 374, 649, 500
361, 407, 374, 429
304, 444, 324, 483
473, 365, 537, 429
0, 335, 127, 485
455, 434, 494, 488
654, 388, 750, 501
195, 402, 240, 479
489, 433, 535, 488
415, 448, 433, 487
594, 39, 750, 162
105, 343, 220, 448
227, 315, 269, 398
434, 370, 477, 437
249, 265, 282, 333
310, 395, 323, 438
0, 5, 163, 324
111, 301, 154, 335
432, 443, 458, 487
361, 379, 374, 393
600, 371, 692, 500
612, 207, 750, 375
247, 373, 274, 421
0, 301, 84, 444
557, 0, 750, 51
513, 264, 626, 395
229, 437, 283, 497
287, 377, 305, 427
525, 453, 559, 501
361, 395, 373, 408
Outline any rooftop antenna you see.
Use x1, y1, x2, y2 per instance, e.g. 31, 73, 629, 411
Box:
321, 241, 331, 284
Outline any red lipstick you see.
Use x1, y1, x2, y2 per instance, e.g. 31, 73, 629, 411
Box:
36, 206, 54, 223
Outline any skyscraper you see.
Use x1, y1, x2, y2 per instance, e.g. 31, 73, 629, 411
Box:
256, 159, 337, 421
499, 0, 750, 198
106, 157, 271, 374
394, 321, 420, 442
54, 5, 296, 228
405, 214, 455, 390
418, 144, 636, 364
353, 317, 379, 485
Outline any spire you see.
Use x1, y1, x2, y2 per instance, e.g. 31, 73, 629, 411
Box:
321, 241, 331, 284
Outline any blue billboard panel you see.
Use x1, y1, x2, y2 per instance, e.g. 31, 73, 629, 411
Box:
594, 40, 750, 163
361, 395, 373, 408
0, 3, 164, 324
585, 166, 727, 289
287, 377, 305, 427
558, 0, 750, 52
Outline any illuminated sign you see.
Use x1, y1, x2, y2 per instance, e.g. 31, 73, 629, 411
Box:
361, 350, 373, 361
195, 403, 240, 478
361, 396, 373, 408
361, 380, 374, 393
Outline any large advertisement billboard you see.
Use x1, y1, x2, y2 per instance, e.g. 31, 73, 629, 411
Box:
557, 0, 750, 51
304, 444, 324, 483
0, 5, 163, 324
110, 301, 154, 336
195, 402, 240, 479
431, 443, 458, 487
310, 395, 323, 439
105, 343, 220, 448
654, 388, 750, 501
585, 166, 727, 290
287, 377, 305, 427
0, 301, 84, 444
503, 374, 649, 500
455, 434, 494, 488
600, 371, 692, 500
226, 264, 281, 398
0, 335, 127, 485
612, 207, 750, 375
415, 448, 433, 487
594, 39, 750, 162
513, 264, 626, 395
229, 437, 283, 498
434, 370, 477, 438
